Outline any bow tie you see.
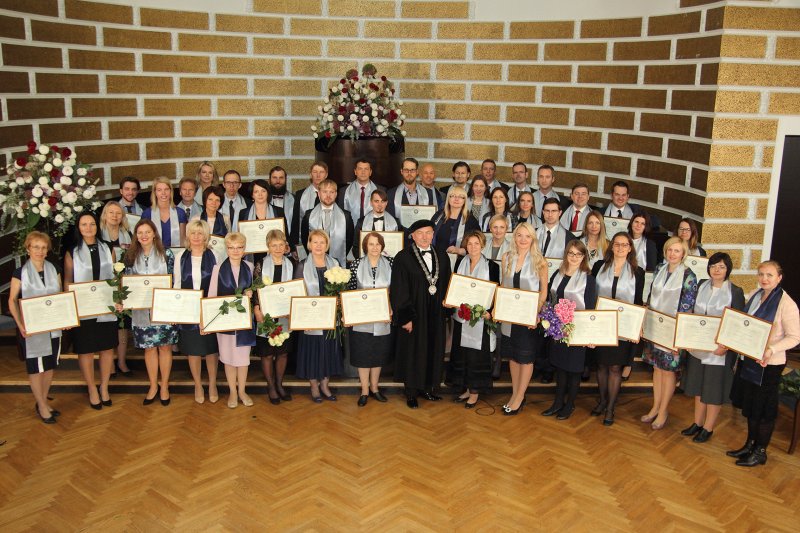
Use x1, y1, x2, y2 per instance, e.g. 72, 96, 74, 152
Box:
420, 250, 432, 256
373, 216, 384, 221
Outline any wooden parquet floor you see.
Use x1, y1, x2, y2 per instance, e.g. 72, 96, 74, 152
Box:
1, 389, 799, 532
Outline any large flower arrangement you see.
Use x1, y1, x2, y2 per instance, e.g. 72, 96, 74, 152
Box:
539, 299, 577, 344
0, 141, 100, 255
312, 63, 407, 146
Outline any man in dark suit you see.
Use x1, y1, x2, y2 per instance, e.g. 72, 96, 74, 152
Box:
387, 157, 437, 227
419, 162, 444, 210
116, 176, 146, 215
480, 159, 509, 193
290, 161, 327, 247
533, 165, 561, 219
336, 158, 385, 226
220, 169, 251, 231
603, 180, 641, 219
353, 189, 400, 257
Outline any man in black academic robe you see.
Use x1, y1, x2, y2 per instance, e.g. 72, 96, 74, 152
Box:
390, 220, 452, 408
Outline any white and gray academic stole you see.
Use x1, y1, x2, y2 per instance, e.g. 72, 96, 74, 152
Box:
413, 245, 439, 295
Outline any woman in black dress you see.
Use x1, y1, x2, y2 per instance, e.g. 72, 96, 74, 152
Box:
680, 252, 745, 443
590, 232, 644, 425
294, 229, 343, 403
64, 212, 120, 409
254, 229, 297, 405
347, 232, 393, 407
542, 240, 598, 420
8, 232, 64, 423
100, 200, 134, 376
432, 187, 480, 259
173, 219, 219, 404
451, 231, 499, 408
237, 179, 286, 264
499, 222, 549, 415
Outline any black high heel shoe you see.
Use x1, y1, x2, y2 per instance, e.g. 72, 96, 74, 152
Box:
35, 405, 56, 424
143, 386, 159, 406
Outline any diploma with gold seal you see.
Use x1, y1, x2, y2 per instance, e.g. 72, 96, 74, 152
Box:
20, 292, 80, 335
568, 310, 619, 347
673, 313, 721, 352
238, 218, 285, 253
67, 280, 115, 318
289, 296, 337, 331
122, 275, 172, 310
715, 307, 773, 361
443, 273, 497, 309
151, 288, 202, 325
492, 287, 539, 327
596, 297, 646, 342
642, 309, 677, 351
257, 279, 307, 318
340, 288, 391, 326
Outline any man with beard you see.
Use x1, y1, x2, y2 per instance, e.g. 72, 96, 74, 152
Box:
390, 219, 452, 409
291, 161, 327, 249
300, 179, 354, 267
439, 161, 471, 198
267, 165, 295, 236
387, 157, 436, 227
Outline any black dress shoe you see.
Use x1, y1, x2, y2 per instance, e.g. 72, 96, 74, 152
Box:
406, 397, 419, 409
465, 401, 478, 409
311, 395, 323, 404
269, 396, 281, 405
590, 402, 606, 416
681, 423, 703, 436
277, 387, 292, 401
50, 409, 61, 418
421, 391, 442, 401
736, 446, 767, 467
101, 397, 112, 407
602, 411, 615, 426
160, 397, 171, 406
357, 395, 368, 407
453, 395, 469, 403
35, 405, 56, 424
693, 429, 713, 443
89, 401, 102, 411
369, 390, 388, 402
556, 405, 575, 420
320, 391, 337, 402
727, 440, 756, 458
143, 387, 159, 406
541, 404, 562, 417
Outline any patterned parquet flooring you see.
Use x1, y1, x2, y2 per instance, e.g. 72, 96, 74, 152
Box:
1, 387, 799, 532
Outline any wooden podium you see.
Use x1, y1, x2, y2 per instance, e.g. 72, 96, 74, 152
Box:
315, 137, 405, 189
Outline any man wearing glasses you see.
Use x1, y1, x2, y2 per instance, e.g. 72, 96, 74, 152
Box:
387, 157, 436, 226
221, 170, 249, 231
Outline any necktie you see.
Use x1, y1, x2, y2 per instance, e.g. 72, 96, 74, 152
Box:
570, 209, 580, 232
542, 230, 551, 255
228, 201, 235, 224
323, 209, 331, 229
360, 186, 365, 219
126, 205, 133, 213
617, 209, 623, 218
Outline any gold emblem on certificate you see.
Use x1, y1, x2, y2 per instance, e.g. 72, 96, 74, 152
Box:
151, 289, 202, 325
67, 280, 115, 318
568, 310, 619, 347
238, 218, 285, 253
257, 279, 307, 318
715, 307, 774, 361
20, 292, 80, 335
288, 296, 338, 331
400, 205, 436, 226
642, 309, 677, 351
443, 274, 497, 309
596, 297, 646, 342
493, 287, 539, 327
673, 313, 722, 352
545, 257, 562, 281
340, 288, 391, 326
684, 255, 709, 281
121, 275, 172, 309
200, 295, 253, 333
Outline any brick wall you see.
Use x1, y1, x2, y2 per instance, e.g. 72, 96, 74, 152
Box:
1, 0, 798, 287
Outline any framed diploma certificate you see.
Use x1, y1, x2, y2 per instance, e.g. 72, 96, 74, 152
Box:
569, 310, 619, 347
238, 218, 285, 253
340, 288, 391, 326
604, 218, 630, 238
684, 255, 709, 281
257, 279, 307, 318
200, 295, 252, 333
673, 313, 721, 352
125, 213, 141, 230
642, 309, 677, 350
360, 231, 404, 258
400, 205, 436, 226
208, 234, 228, 260
122, 274, 172, 309
715, 307, 773, 361
20, 292, 80, 335
288, 296, 337, 331
151, 288, 202, 325
596, 297, 646, 342
545, 257, 563, 281
67, 280, 115, 318
443, 273, 498, 309
493, 287, 539, 327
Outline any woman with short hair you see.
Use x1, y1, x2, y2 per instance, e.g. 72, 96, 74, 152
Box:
196, 185, 231, 238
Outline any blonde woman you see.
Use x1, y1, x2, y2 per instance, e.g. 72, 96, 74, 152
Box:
581, 210, 609, 268
432, 186, 480, 257
174, 220, 219, 404
100, 200, 134, 376
141, 176, 187, 248
194, 161, 220, 205
499, 222, 549, 415
8, 232, 65, 423
483, 214, 511, 262
642, 236, 698, 430
207, 232, 256, 409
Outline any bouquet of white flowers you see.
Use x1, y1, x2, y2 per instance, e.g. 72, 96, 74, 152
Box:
323, 266, 351, 339
0, 140, 100, 255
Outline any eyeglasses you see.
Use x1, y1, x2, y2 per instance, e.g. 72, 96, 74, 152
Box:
401, 169, 416, 173
223, 181, 241, 186
567, 251, 585, 258
612, 243, 631, 248
226, 246, 245, 251
677, 227, 692, 233
709, 264, 727, 270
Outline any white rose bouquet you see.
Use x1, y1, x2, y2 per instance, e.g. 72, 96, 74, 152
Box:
106, 260, 132, 327
323, 266, 351, 340
0, 140, 99, 255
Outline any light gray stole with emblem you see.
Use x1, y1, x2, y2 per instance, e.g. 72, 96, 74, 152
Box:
550, 270, 589, 310
308, 204, 348, 267
149, 207, 181, 247
691, 280, 732, 365
455, 254, 492, 350
72, 241, 116, 322
353, 256, 392, 336
20, 260, 62, 357
595, 261, 636, 304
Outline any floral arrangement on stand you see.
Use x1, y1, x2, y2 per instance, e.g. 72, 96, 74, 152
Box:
0, 141, 100, 255
539, 299, 577, 344
312, 63, 407, 146
255, 276, 291, 347
457, 303, 498, 333
323, 266, 351, 339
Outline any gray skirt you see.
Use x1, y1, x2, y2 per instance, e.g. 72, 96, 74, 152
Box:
682, 352, 735, 405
